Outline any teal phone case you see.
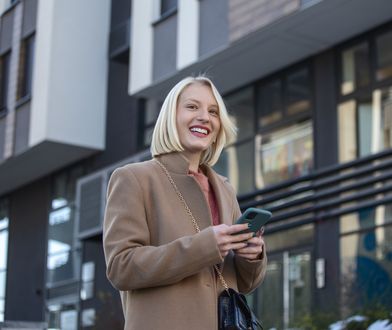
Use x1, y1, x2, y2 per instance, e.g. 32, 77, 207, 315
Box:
235, 207, 272, 234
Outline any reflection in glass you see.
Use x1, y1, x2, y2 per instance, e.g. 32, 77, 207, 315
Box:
340, 224, 392, 317
47, 249, 80, 284
51, 167, 83, 210
266, 224, 314, 252
258, 79, 282, 127
80, 282, 94, 301
288, 252, 311, 326
338, 100, 357, 162
0, 200, 8, 323
376, 30, 392, 81
257, 260, 284, 330
226, 87, 254, 141
82, 308, 96, 327
339, 86, 392, 162
255, 121, 313, 188
341, 43, 370, 95
0, 271, 5, 298
48, 207, 74, 248
60, 309, 78, 330
82, 262, 95, 282
214, 140, 254, 195
340, 204, 392, 234
286, 68, 311, 115
0, 231, 8, 270
358, 99, 373, 157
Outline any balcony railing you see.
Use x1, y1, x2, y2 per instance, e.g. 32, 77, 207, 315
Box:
238, 149, 392, 233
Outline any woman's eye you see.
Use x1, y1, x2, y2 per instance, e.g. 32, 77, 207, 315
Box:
187, 104, 197, 110
209, 109, 219, 116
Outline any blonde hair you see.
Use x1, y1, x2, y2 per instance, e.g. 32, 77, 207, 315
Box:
151, 76, 237, 166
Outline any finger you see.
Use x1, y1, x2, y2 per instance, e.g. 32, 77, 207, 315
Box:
230, 242, 249, 250
229, 232, 254, 243
226, 223, 250, 234
245, 236, 263, 245
236, 244, 262, 254
236, 253, 259, 260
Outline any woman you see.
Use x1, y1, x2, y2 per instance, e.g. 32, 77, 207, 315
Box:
103, 76, 267, 330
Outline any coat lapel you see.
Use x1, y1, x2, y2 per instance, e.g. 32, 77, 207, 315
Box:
157, 153, 212, 231
156, 153, 235, 230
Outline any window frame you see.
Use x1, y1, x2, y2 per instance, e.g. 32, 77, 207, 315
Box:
17, 33, 35, 102
255, 62, 314, 136
0, 51, 11, 116
336, 23, 392, 161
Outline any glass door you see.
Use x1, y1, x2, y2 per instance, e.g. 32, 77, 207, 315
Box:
256, 249, 312, 330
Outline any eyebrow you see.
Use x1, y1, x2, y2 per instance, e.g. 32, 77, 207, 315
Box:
185, 98, 218, 108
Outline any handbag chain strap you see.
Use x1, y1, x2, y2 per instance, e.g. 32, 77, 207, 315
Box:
155, 159, 229, 291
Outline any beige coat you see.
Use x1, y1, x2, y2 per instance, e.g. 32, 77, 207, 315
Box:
103, 152, 267, 330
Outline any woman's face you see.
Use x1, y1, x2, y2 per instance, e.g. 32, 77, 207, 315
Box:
176, 83, 221, 159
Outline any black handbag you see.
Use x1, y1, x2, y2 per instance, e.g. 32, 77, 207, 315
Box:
218, 288, 263, 330
155, 159, 263, 330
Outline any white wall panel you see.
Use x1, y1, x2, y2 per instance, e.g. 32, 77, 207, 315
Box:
177, 0, 199, 70
129, 0, 154, 95
30, 0, 110, 150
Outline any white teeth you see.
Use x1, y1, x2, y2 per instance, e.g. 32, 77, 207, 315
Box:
190, 127, 208, 135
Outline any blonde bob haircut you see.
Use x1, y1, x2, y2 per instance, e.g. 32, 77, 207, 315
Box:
151, 76, 237, 166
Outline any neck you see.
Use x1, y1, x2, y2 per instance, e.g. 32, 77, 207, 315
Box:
180, 152, 201, 172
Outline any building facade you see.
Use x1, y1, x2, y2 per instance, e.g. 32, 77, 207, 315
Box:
0, 0, 391, 329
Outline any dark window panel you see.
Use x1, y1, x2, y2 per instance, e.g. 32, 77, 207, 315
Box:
160, 0, 177, 16
0, 52, 11, 113
376, 30, 392, 81
257, 79, 283, 128
17, 35, 35, 100
340, 43, 370, 95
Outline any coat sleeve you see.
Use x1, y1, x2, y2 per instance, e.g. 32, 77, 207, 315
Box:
103, 167, 223, 291
228, 184, 268, 294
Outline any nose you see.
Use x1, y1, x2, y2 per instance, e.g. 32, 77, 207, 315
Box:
197, 107, 210, 122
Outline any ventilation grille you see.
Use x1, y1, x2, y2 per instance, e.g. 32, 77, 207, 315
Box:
77, 175, 105, 238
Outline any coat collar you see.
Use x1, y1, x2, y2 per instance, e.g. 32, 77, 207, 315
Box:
155, 152, 191, 175
154, 152, 234, 227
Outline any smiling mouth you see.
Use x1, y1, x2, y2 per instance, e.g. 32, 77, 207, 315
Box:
190, 127, 209, 135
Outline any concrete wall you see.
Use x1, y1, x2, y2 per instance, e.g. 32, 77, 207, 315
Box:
30, 0, 111, 150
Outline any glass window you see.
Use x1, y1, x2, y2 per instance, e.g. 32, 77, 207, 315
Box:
340, 223, 392, 316
286, 68, 311, 115
80, 262, 95, 301
48, 304, 78, 330
160, 0, 177, 16
47, 166, 84, 286
17, 35, 35, 100
0, 52, 11, 113
0, 199, 9, 322
376, 30, 392, 81
340, 204, 392, 234
255, 221, 314, 330
257, 79, 282, 127
266, 224, 314, 252
338, 100, 357, 162
140, 99, 161, 148
214, 139, 254, 195
225, 87, 254, 142
255, 121, 313, 188
338, 85, 392, 162
51, 166, 83, 210
341, 43, 370, 95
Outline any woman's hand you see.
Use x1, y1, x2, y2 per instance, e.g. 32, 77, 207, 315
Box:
234, 229, 265, 260
213, 224, 254, 258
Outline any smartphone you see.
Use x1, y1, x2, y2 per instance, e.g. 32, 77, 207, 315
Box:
234, 208, 272, 234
